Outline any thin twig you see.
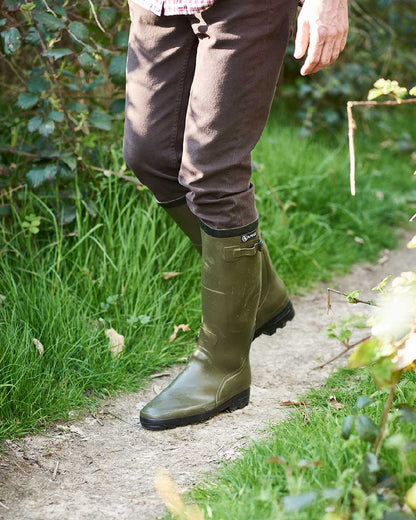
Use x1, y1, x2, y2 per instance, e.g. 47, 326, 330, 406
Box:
374, 384, 396, 456
41, 0, 56, 15
327, 288, 377, 314
105, 410, 129, 423
347, 98, 416, 197
0, 52, 26, 85
87, 0, 106, 32
0, 501, 10, 510
0, 147, 37, 158
410, 213, 416, 223
314, 335, 371, 370
52, 460, 60, 480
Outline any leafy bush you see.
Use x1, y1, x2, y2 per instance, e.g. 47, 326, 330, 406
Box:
0, 0, 129, 221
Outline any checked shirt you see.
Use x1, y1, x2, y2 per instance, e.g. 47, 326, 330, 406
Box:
131, 0, 215, 15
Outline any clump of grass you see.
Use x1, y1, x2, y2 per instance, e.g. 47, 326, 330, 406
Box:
0, 107, 415, 439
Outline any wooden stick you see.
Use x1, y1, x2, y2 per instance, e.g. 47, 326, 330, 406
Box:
346, 98, 416, 196
314, 335, 371, 370
327, 287, 377, 314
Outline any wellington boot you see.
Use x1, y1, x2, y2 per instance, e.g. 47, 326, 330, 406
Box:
140, 223, 262, 430
162, 202, 294, 339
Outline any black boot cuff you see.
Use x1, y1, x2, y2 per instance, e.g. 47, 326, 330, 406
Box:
199, 218, 259, 238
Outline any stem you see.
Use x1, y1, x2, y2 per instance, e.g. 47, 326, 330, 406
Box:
346, 98, 416, 197
313, 335, 371, 370
327, 288, 377, 313
374, 384, 396, 457
0, 147, 37, 158
87, 0, 106, 32
347, 101, 356, 196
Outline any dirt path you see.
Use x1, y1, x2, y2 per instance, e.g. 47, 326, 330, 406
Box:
0, 236, 414, 520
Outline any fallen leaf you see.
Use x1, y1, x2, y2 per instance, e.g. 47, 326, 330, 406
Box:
298, 459, 324, 468
169, 324, 190, 343
163, 272, 182, 281
105, 328, 125, 357
33, 338, 44, 356
328, 395, 344, 410
281, 400, 310, 407
266, 456, 287, 465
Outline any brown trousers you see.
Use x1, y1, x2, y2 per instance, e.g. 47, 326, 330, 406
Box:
123, 0, 297, 230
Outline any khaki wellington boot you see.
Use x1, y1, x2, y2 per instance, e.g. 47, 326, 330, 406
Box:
140, 223, 262, 430
161, 201, 294, 338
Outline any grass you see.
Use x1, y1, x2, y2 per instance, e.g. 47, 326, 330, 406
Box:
183, 369, 416, 520
0, 106, 415, 439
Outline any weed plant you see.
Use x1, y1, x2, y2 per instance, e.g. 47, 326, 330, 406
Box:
0, 108, 415, 439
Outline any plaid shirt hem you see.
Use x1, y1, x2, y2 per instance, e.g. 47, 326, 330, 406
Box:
131, 0, 215, 15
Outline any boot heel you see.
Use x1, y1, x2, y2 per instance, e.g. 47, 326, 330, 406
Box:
225, 388, 250, 412
253, 300, 295, 339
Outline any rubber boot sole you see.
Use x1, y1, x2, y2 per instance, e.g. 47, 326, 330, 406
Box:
253, 300, 295, 340
140, 388, 250, 431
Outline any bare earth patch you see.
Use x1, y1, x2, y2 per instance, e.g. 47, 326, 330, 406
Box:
0, 235, 414, 520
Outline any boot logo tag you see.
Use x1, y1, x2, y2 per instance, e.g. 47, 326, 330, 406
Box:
241, 230, 257, 243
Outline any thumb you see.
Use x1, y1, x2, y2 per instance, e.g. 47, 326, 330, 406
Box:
294, 19, 309, 59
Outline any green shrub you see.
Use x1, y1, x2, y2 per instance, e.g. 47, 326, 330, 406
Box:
0, 0, 129, 221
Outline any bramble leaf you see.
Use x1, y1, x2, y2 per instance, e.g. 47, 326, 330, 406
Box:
42, 48, 72, 60
1, 27, 21, 55
353, 396, 372, 413
90, 110, 112, 131
39, 120, 55, 136
355, 414, 379, 443
34, 12, 66, 31
341, 415, 354, 439
68, 21, 89, 42
16, 92, 39, 109
27, 115, 43, 133
108, 55, 126, 84
48, 110, 64, 123
99, 7, 118, 28
27, 164, 58, 187
26, 76, 50, 93
358, 451, 379, 490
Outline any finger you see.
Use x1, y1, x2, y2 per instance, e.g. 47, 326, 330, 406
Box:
309, 39, 335, 73
339, 29, 348, 53
300, 31, 324, 75
330, 39, 342, 65
294, 18, 310, 59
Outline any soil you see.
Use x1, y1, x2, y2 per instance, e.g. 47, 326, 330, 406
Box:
0, 234, 414, 520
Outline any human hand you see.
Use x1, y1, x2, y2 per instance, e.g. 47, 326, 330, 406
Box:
294, 0, 349, 76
